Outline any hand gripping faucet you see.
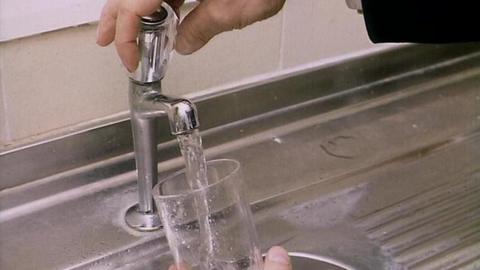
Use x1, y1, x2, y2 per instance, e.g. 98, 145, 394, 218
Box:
125, 3, 200, 231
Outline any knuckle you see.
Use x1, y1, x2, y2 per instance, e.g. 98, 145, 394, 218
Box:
117, 4, 129, 16
255, 0, 285, 18
205, 0, 241, 28
118, 0, 136, 15
262, 0, 284, 17
204, 0, 285, 30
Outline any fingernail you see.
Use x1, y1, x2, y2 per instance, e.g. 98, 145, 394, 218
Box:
123, 60, 136, 73
267, 246, 290, 265
123, 61, 132, 73
95, 26, 102, 44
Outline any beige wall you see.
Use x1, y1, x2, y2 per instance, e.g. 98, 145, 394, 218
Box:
0, 0, 377, 146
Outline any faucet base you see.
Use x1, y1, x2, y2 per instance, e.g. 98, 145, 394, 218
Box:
125, 204, 162, 232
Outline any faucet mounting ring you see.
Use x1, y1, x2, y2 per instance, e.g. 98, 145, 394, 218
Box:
125, 204, 162, 232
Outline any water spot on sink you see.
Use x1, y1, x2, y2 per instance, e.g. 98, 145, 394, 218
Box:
320, 135, 356, 160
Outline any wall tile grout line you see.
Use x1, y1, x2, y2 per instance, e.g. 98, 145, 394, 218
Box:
278, 7, 287, 70
0, 48, 12, 145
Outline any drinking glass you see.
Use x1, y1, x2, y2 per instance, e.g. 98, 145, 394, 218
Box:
153, 159, 263, 270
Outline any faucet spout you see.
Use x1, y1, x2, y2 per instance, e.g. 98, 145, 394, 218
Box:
130, 81, 199, 135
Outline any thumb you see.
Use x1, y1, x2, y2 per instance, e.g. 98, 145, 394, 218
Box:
264, 246, 292, 270
175, 1, 229, 55
174, 0, 285, 55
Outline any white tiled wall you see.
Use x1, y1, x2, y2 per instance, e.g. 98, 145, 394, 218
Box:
0, 0, 378, 146
281, 0, 373, 67
0, 25, 129, 142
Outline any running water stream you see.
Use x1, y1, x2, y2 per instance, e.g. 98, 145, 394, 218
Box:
176, 130, 261, 270
177, 130, 214, 269
177, 130, 209, 189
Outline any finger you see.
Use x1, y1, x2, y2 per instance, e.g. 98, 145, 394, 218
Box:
175, 0, 285, 55
165, 0, 185, 15
97, 0, 119, 46
115, 7, 141, 72
115, 0, 163, 71
175, 1, 231, 55
264, 246, 292, 270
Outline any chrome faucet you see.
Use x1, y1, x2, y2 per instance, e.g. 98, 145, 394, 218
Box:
125, 3, 199, 231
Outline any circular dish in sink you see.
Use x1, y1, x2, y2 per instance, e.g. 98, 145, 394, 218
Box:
288, 252, 354, 270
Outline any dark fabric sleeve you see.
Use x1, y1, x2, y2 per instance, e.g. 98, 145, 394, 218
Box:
361, 0, 480, 43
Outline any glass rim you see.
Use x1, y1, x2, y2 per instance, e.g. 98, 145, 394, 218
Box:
153, 158, 241, 199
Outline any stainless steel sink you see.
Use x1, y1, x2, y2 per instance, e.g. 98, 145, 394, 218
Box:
289, 252, 352, 270
1, 44, 480, 270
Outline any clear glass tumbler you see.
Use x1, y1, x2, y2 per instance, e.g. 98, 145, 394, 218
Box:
153, 159, 263, 270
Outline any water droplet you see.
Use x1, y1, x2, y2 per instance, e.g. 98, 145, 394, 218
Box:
273, 137, 283, 144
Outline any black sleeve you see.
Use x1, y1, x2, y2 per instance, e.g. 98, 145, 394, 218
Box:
361, 0, 480, 43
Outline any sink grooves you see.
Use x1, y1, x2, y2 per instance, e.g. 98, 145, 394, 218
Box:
354, 172, 480, 269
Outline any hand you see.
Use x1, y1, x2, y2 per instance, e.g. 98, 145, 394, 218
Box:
168, 246, 292, 270
263, 246, 292, 270
96, 0, 285, 72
